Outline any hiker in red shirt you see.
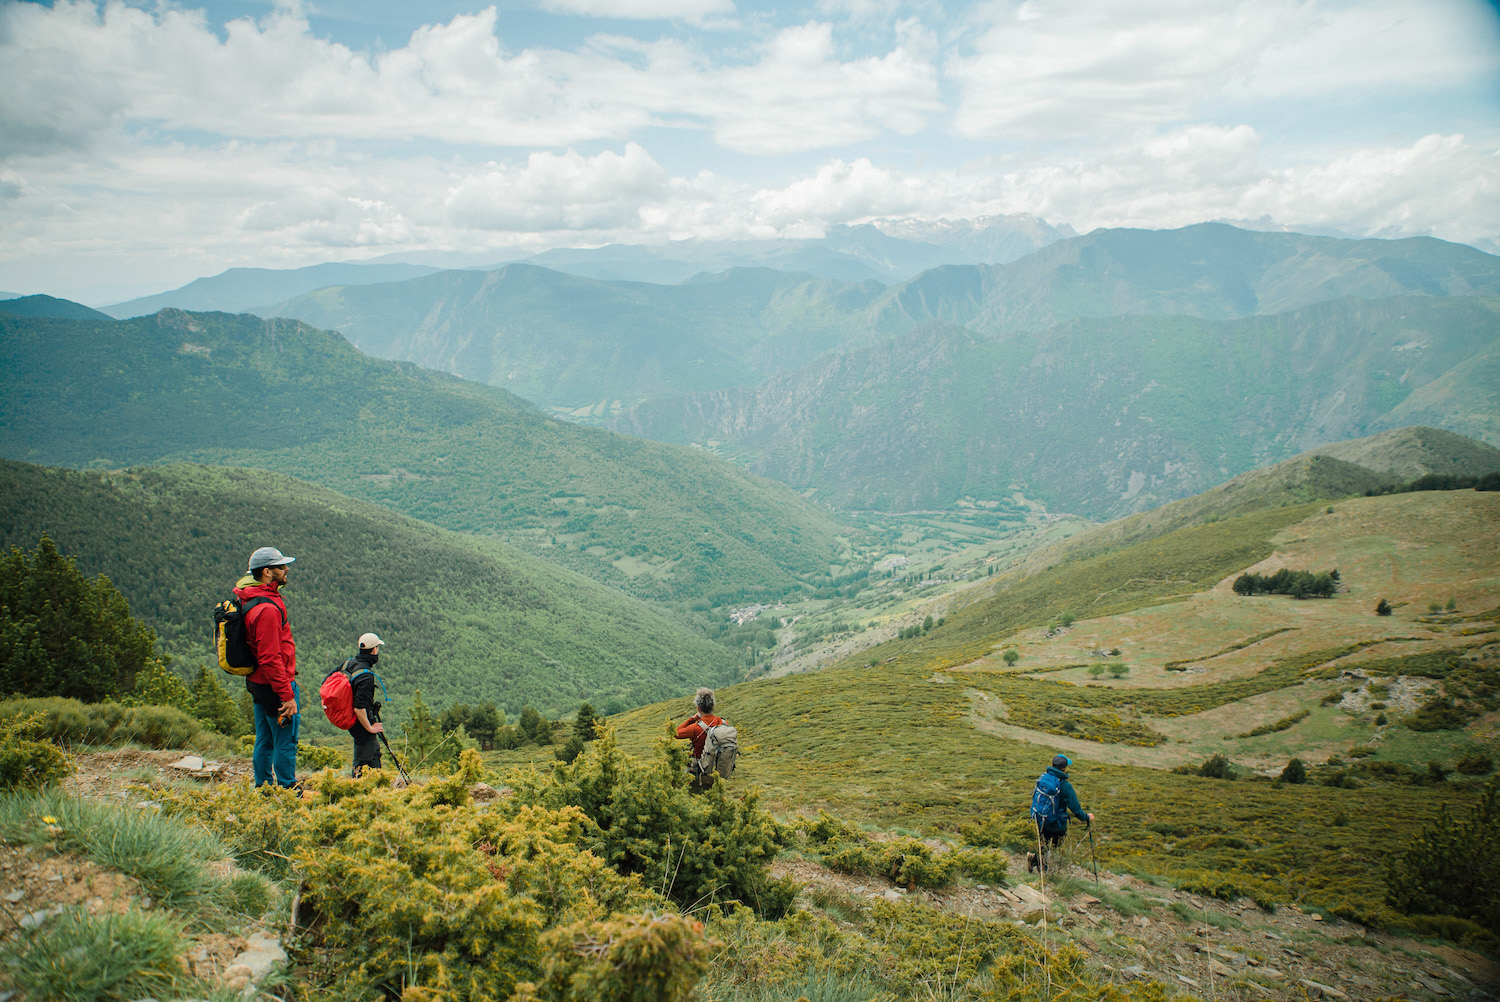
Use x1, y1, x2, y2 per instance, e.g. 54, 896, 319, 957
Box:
237, 546, 300, 789
675, 687, 724, 759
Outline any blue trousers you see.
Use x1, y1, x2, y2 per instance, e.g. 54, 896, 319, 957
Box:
252, 679, 300, 787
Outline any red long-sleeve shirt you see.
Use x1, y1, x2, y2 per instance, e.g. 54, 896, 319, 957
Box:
675, 713, 725, 758
235, 577, 297, 703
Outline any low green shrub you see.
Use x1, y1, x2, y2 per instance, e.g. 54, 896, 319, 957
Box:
0, 697, 202, 750
1405, 697, 1481, 732
0, 712, 73, 791
956, 811, 1037, 852
298, 742, 346, 771
1457, 753, 1494, 775
507, 728, 788, 916
1199, 754, 1234, 779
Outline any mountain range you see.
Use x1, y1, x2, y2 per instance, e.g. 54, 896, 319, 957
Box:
97, 214, 1076, 318
615, 295, 1500, 516
0, 309, 846, 601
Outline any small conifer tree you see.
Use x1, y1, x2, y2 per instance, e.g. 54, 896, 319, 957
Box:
1375, 598, 1393, 616
1280, 758, 1307, 784
1385, 777, 1499, 932
126, 660, 195, 716
574, 702, 599, 741
190, 665, 249, 737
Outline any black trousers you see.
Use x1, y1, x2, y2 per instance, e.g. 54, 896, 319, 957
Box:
351, 727, 382, 775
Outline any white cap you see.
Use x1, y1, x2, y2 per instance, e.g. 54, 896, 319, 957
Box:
358, 632, 384, 650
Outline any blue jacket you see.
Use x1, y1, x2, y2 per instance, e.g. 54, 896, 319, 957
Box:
1041, 765, 1088, 828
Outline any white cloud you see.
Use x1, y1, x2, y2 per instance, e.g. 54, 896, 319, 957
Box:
537, 0, 735, 26
0, 2, 938, 156
445, 144, 670, 230
948, 0, 1500, 141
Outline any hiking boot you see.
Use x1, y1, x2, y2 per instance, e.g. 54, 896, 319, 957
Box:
1026, 852, 1038, 873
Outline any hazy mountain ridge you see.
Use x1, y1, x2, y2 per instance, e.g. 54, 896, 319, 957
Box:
0, 294, 113, 321
103, 262, 444, 318
873, 223, 1500, 336
263, 264, 887, 408
0, 309, 847, 600
614, 297, 1500, 516
517, 215, 1077, 285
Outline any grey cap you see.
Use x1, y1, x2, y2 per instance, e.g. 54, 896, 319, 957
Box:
248, 546, 295, 572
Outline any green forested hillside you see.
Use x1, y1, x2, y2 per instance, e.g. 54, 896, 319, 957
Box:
0, 460, 739, 719
617, 296, 1500, 515
264, 264, 884, 410
0, 310, 846, 600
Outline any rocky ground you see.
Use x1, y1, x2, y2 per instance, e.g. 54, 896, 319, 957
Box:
0, 749, 285, 999
772, 844, 1500, 1001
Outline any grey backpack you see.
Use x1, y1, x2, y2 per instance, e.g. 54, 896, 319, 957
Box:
696, 721, 739, 786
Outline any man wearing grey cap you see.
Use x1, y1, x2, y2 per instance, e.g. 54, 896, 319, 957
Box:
236, 546, 300, 789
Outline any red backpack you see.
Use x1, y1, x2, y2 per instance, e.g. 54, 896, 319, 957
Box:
320, 659, 367, 729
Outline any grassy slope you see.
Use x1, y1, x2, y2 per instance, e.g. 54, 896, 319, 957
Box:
595, 490, 1498, 918
0, 310, 847, 601
0, 460, 740, 722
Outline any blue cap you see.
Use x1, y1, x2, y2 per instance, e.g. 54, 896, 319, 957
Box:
1052, 754, 1071, 769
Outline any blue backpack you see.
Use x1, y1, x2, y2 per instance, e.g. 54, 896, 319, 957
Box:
1030, 771, 1068, 826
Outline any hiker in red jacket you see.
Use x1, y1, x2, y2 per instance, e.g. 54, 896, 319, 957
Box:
237, 546, 300, 789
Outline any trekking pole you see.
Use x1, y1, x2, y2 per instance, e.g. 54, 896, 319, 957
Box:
377, 731, 413, 785
1086, 821, 1099, 886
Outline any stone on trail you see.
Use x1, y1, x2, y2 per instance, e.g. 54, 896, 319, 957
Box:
1011, 883, 1050, 905
1298, 979, 1348, 999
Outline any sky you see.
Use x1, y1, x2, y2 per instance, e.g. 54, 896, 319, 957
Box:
2, 0, 1499, 304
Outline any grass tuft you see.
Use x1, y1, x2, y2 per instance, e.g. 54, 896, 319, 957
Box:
1, 906, 188, 1002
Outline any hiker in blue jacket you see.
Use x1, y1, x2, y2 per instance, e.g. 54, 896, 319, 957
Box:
1028, 754, 1094, 873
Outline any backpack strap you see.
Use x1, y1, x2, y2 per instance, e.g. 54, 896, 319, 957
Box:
241, 594, 287, 626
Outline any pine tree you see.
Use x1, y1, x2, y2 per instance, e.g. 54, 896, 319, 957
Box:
574, 702, 599, 741
401, 689, 455, 768
1376, 598, 1393, 616
126, 659, 195, 715
190, 665, 249, 737
0, 535, 157, 700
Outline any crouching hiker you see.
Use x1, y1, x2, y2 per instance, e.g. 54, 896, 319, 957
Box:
1027, 753, 1094, 873
675, 687, 738, 788
320, 633, 387, 777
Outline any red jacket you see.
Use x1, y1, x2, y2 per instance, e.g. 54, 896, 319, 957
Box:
235, 576, 297, 702
675, 713, 725, 758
